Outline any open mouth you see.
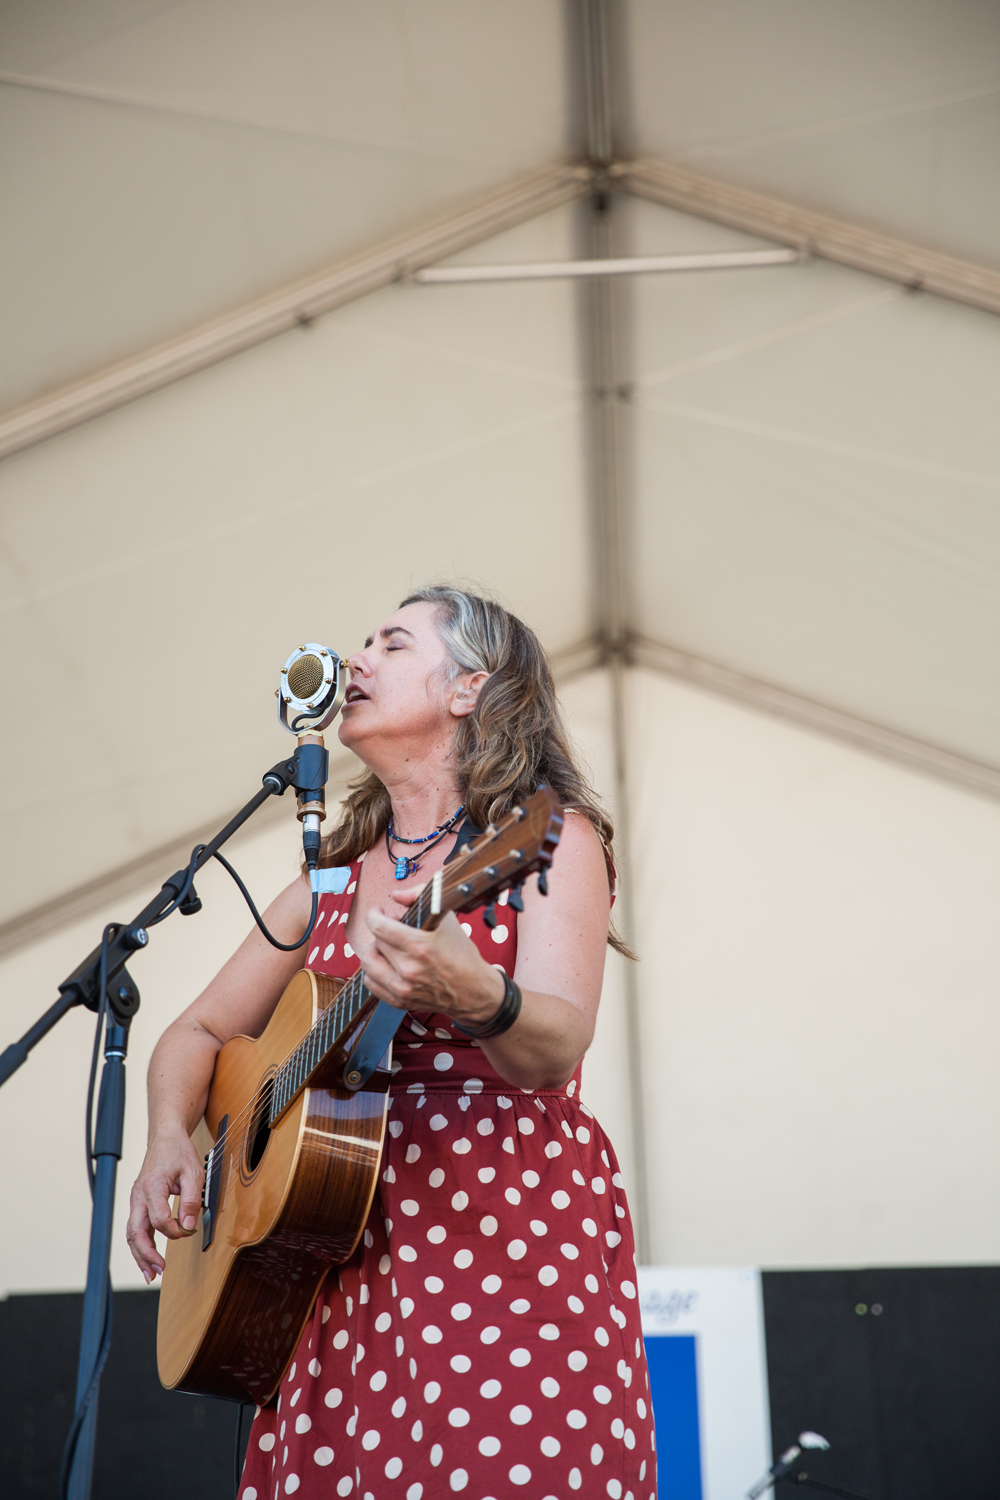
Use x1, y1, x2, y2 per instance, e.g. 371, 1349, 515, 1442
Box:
344, 684, 370, 704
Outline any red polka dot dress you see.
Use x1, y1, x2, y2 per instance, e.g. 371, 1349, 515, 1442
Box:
239, 858, 656, 1500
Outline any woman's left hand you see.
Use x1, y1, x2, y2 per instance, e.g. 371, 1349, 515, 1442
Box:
363, 893, 505, 1029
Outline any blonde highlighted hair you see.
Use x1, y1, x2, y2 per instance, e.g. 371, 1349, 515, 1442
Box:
320, 585, 631, 956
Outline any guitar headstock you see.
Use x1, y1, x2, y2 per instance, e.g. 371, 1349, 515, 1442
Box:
439, 786, 564, 916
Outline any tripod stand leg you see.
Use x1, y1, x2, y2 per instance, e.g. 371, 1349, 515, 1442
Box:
67, 1025, 128, 1500
68, 1156, 117, 1497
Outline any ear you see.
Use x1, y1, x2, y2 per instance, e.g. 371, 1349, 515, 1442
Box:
447, 670, 489, 719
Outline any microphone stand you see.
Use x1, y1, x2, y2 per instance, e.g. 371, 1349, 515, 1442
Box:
0, 746, 324, 1500
786, 1473, 878, 1500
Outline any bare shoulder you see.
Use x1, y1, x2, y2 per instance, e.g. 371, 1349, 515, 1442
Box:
521, 807, 609, 919
514, 808, 609, 1004
553, 809, 610, 884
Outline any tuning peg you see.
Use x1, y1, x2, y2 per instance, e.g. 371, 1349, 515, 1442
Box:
537, 868, 548, 897
508, 883, 524, 913
483, 900, 497, 929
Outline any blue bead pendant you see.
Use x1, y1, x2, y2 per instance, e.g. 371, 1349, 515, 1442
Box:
395, 856, 418, 880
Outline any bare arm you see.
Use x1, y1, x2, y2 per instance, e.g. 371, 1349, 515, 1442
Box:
126, 874, 312, 1280
362, 812, 611, 1090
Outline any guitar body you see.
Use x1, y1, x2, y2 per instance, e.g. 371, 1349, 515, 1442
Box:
156, 969, 389, 1405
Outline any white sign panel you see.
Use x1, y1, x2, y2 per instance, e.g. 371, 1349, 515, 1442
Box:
639, 1266, 772, 1500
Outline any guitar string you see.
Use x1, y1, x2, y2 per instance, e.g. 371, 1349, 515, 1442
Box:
202, 808, 546, 1200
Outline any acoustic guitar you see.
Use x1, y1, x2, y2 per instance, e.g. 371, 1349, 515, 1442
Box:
156, 787, 563, 1405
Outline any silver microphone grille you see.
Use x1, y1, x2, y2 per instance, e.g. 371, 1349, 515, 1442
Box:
287, 653, 325, 701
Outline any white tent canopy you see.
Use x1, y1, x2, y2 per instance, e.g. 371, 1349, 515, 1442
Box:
1, 0, 998, 1285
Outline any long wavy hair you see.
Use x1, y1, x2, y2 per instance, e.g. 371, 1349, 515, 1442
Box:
319, 585, 631, 956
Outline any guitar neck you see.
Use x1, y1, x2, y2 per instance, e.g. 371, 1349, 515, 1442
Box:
268, 874, 443, 1122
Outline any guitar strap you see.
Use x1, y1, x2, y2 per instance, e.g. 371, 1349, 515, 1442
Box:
342, 818, 484, 1089
341, 1001, 404, 1090
445, 816, 484, 862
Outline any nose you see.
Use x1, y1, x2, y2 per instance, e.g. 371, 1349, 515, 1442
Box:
348, 649, 373, 678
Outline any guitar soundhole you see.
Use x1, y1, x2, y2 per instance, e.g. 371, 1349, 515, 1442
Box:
246, 1083, 273, 1173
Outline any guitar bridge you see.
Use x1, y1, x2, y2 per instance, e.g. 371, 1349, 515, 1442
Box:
201, 1113, 229, 1251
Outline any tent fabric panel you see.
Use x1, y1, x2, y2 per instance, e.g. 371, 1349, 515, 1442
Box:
624, 196, 1000, 765
625, 0, 1000, 265
2, 0, 570, 163
628, 667, 1000, 1267
0, 0, 571, 409
0, 207, 588, 927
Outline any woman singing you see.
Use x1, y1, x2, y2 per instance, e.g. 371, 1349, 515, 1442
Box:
127, 586, 655, 1500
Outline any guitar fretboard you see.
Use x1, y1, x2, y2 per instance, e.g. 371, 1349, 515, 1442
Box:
268, 879, 434, 1123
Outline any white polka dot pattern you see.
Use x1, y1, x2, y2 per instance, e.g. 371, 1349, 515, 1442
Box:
241, 857, 655, 1500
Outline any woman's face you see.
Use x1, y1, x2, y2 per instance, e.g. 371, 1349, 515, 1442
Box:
338, 601, 475, 757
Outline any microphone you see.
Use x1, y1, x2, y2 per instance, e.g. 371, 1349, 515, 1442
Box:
278, 644, 346, 734
277, 644, 346, 869
746, 1433, 830, 1499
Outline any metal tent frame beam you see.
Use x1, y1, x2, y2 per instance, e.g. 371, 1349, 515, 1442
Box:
2, 631, 996, 963
615, 157, 1000, 315
1, 151, 998, 463
412, 247, 800, 281
1, 158, 997, 461
0, 164, 591, 461
554, 636, 1000, 804
629, 637, 1000, 802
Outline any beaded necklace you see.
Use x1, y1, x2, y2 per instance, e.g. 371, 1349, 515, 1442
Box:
385, 805, 465, 880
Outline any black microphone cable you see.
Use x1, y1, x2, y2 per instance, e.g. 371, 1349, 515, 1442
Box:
211, 851, 320, 952
146, 838, 321, 952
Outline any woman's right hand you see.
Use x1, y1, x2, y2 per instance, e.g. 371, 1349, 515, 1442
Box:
126, 1129, 205, 1283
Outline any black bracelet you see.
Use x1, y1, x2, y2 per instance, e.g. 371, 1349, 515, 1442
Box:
453, 972, 522, 1039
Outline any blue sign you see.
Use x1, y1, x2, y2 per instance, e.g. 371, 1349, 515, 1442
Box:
645, 1334, 703, 1500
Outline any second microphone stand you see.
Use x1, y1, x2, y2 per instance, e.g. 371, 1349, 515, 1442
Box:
785, 1475, 877, 1500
